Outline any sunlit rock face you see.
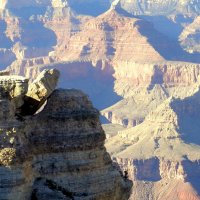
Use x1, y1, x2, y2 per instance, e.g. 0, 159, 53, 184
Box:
1, 0, 199, 108
101, 61, 200, 127
106, 89, 200, 200
0, 1, 200, 200
0, 70, 132, 200
111, 0, 200, 15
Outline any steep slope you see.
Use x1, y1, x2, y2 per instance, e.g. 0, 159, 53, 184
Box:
0, 70, 132, 200
180, 16, 200, 53
110, 0, 200, 41
0, 0, 79, 65
57, 8, 189, 63
6, 5, 196, 72
102, 61, 200, 127
106, 89, 200, 199
111, 0, 200, 16
1, 0, 200, 113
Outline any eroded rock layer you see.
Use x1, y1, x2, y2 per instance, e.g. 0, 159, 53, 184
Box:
180, 16, 200, 53
102, 61, 200, 127
0, 72, 131, 200
106, 89, 200, 200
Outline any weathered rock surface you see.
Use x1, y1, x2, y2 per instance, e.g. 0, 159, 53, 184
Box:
0, 71, 132, 200
106, 88, 200, 199
111, 0, 200, 16
4, 1, 198, 73
0, 74, 28, 109
55, 8, 167, 63
102, 61, 200, 127
21, 69, 60, 115
0, 0, 199, 117
180, 16, 200, 53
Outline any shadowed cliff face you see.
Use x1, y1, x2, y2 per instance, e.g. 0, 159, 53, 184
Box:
20, 20, 57, 48
179, 16, 200, 53
0, 70, 132, 200
20, 60, 122, 110
1, 0, 200, 113
170, 90, 200, 146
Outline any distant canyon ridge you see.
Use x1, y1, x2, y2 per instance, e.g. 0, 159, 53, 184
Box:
1, 1, 200, 199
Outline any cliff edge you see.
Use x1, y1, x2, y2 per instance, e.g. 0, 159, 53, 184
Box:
0, 69, 132, 200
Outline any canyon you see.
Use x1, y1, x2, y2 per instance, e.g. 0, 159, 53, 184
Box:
106, 87, 200, 200
0, 0, 200, 199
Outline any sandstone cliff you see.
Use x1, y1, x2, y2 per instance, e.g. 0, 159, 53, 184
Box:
102, 61, 200, 127
106, 88, 200, 199
0, 70, 131, 200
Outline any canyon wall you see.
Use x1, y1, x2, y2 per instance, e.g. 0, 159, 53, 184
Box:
106, 89, 200, 199
102, 61, 200, 127
0, 71, 132, 200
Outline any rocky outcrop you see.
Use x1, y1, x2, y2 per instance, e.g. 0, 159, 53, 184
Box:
0, 70, 131, 200
5, 5, 191, 73
55, 8, 185, 63
110, 0, 200, 16
114, 158, 200, 200
102, 61, 200, 127
0, 74, 28, 108
21, 69, 60, 115
179, 16, 200, 53
0, 0, 199, 117
105, 88, 200, 199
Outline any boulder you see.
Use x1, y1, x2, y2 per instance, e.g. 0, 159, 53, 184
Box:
20, 69, 60, 115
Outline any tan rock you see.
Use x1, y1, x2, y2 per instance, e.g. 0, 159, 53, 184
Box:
0, 75, 28, 110
180, 16, 200, 53
21, 69, 60, 115
102, 61, 200, 127
105, 89, 200, 199
0, 73, 132, 200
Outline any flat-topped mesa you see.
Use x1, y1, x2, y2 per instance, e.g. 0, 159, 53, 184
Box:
20, 69, 60, 115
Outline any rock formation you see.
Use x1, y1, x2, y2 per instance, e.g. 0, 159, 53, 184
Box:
102, 61, 200, 127
0, 69, 132, 200
20, 69, 60, 115
110, 0, 200, 16
179, 16, 200, 53
106, 88, 200, 199
54, 8, 167, 63
1, 1, 200, 200
5, 1, 198, 77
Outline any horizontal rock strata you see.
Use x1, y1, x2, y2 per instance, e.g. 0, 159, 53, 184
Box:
0, 71, 132, 200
